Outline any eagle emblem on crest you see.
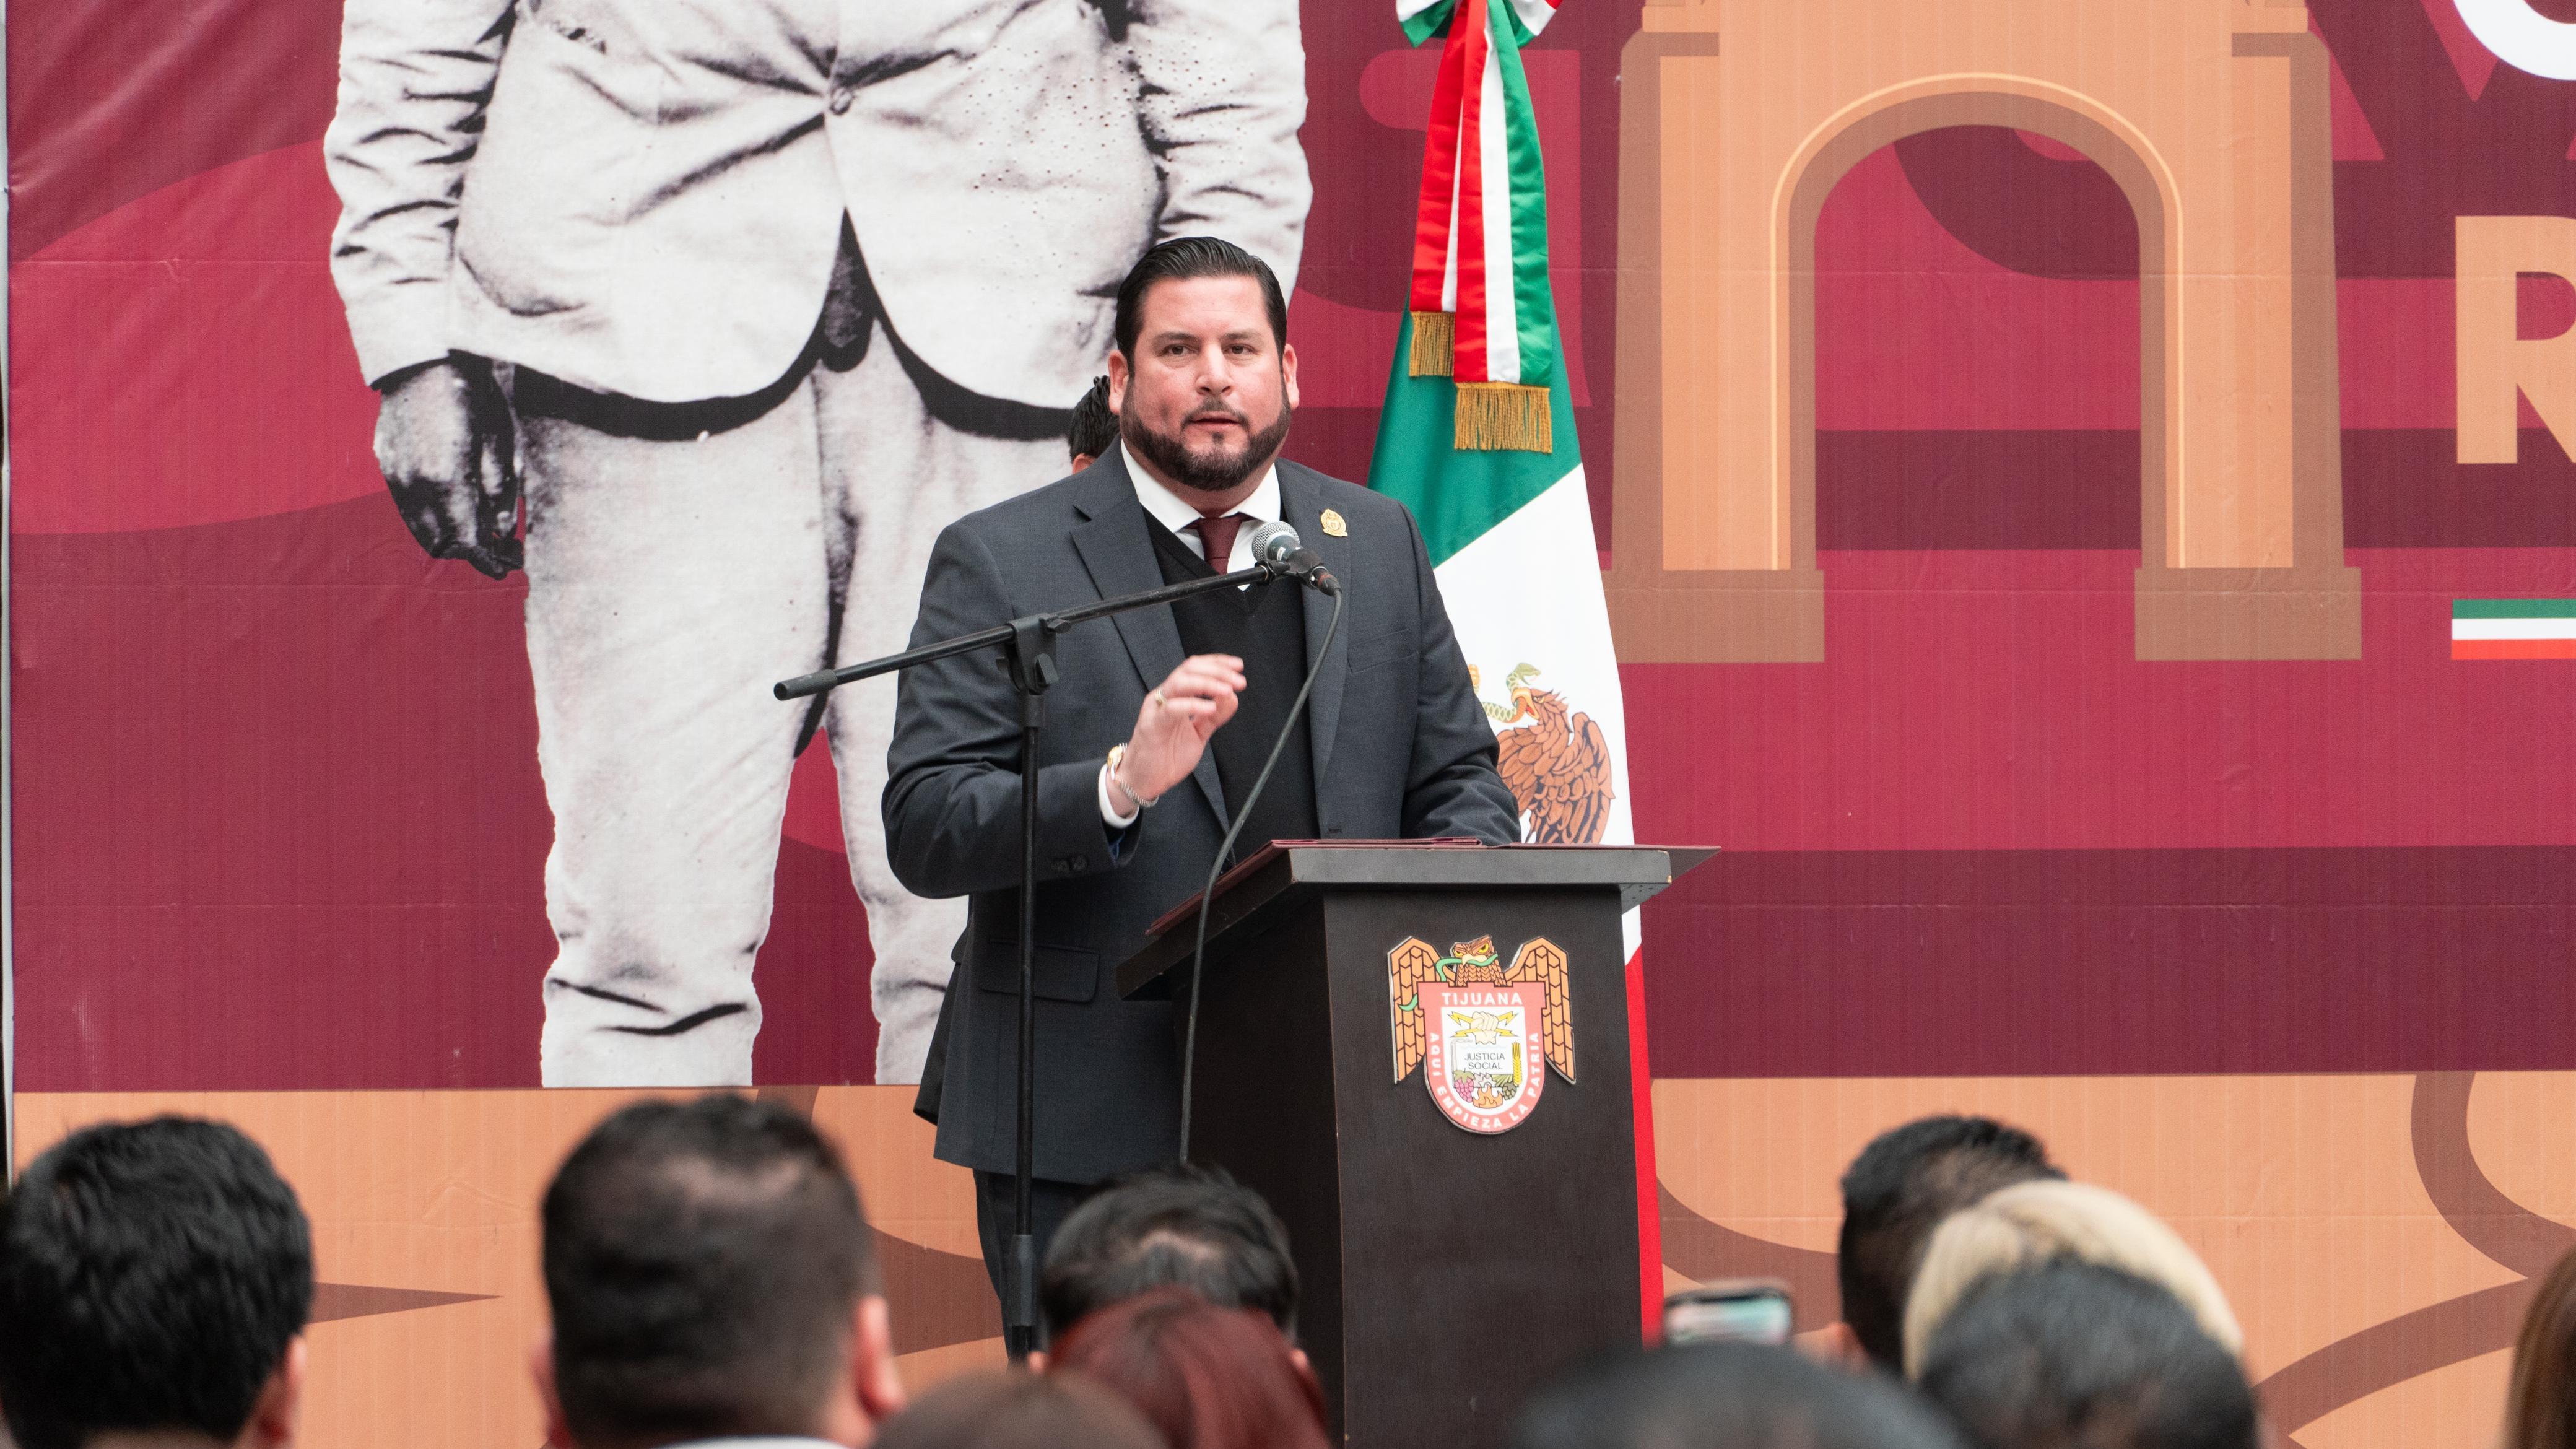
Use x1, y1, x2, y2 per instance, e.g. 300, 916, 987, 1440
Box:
1388, 934, 1575, 1134
1473, 663, 1616, 846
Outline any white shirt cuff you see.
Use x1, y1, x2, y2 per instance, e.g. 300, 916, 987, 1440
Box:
1099, 760, 1141, 829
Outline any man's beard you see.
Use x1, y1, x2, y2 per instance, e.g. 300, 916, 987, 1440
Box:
1121, 395, 1293, 496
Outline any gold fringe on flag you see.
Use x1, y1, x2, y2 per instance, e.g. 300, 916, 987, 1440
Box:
1454, 381, 1552, 452
1408, 310, 1455, 376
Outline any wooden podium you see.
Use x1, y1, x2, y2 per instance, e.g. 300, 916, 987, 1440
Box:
1118, 842, 1712, 1448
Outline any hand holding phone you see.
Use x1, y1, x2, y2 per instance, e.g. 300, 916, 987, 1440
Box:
1663, 1279, 1795, 1347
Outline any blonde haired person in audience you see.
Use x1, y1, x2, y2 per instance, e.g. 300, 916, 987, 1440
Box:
1917, 1261, 2256, 1449
1900, 1179, 2242, 1378
2504, 1243, 2576, 1449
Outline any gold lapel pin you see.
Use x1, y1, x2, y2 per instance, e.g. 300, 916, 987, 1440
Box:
1320, 508, 1348, 538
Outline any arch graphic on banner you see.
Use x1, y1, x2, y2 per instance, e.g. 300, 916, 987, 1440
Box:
1605, 0, 2361, 661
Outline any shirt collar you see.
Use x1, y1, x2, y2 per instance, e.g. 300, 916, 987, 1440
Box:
1121, 440, 1281, 539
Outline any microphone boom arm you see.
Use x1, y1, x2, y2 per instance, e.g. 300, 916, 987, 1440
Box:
773, 562, 1279, 701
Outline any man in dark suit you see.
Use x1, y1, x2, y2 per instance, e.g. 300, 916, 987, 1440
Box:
886, 237, 1520, 1295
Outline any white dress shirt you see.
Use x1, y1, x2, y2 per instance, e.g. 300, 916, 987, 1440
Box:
1098, 443, 1283, 825
1118, 440, 1281, 571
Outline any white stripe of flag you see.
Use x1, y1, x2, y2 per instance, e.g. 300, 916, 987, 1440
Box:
2452, 616, 2576, 640
1476, 28, 1520, 385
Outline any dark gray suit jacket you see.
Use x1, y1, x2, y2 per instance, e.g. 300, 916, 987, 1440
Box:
885, 452, 1520, 1183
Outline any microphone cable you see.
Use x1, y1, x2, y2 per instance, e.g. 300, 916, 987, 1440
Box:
1174, 578, 1344, 1162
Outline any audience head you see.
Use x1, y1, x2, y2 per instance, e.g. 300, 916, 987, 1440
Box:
0, 1116, 314, 1449
1510, 1341, 1969, 1449
1837, 1115, 2064, 1372
1902, 1180, 2240, 1379
1042, 1164, 1298, 1342
537, 1095, 902, 1449
2505, 1242, 2576, 1449
1050, 1287, 1328, 1449
873, 1370, 1162, 1449
1069, 375, 1118, 472
1918, 1260, 2258, 1449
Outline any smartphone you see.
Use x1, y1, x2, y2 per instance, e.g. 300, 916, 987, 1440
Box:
1663, 1279, 1796, 1347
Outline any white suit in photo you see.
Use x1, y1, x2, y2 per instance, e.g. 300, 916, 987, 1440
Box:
324, 0, 1311, 1084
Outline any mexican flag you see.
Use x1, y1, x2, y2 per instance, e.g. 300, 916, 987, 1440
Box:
2452, 600, 2576, 659
1372, 0, 1635, 866
1370, 0, 1660, 1333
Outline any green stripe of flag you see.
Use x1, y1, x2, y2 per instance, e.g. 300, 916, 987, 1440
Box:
2453, 599, 2576, 619
1370, 310, 1578, 567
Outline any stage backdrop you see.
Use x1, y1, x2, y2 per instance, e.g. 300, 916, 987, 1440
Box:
11, 1, 2576, 1445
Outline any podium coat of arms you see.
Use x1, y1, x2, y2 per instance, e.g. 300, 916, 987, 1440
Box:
1388, 934, 1575, 1134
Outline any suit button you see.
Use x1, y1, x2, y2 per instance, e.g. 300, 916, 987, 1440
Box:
828, 86, 854, 115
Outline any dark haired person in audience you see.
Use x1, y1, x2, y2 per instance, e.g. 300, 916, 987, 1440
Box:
0, 1117, 315, 1449
1050, 1287, 1328, 1449
873, 1370, 1162, 1449
535, 1096, 905, 1449
1915, 1260, 2258, 1449
1069, 375, 1120, 472
1510, 1341, 1967, 1449
2504, 1242, 2576, 1449
1831, 1114, 2063, 1371
1042, 1164, 1298, 1344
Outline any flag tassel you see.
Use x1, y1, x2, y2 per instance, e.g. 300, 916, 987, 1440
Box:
1455, 381, 1551, 452
1409, 310, 1456, 376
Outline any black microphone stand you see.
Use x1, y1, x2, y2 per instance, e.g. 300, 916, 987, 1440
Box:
773, 559, 1292, 1363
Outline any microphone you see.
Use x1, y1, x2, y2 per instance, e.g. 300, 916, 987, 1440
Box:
1177, 525, 1347, 1161
1248, 520, 1341, 596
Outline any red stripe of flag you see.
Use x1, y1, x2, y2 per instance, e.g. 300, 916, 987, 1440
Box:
2453, 638, 2576, 659
1626, 944, 1663, 1342
1451, 0, 1492, 383
1408, 7, 1473, 314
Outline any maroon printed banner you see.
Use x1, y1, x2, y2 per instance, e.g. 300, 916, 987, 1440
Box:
15, 2, 2576, 1443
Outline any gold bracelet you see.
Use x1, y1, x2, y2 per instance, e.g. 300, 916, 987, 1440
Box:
1105, 744, 1160, 811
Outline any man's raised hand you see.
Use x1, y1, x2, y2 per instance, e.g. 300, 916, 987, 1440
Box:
373, 357, 524, 579
1116, 654, 1247, 806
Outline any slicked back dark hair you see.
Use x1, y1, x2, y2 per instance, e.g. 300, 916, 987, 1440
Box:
1837, 1115, 2062, 1372
0, 1116, 315, 1449
1919, 1261, 2258, 1449
542, 1096, 879, 1449
1070, 374, 1119, 464
1042, 1164, 1297, 1340
1113, 237, 1290, 362
1511, 1341, 1970, 1449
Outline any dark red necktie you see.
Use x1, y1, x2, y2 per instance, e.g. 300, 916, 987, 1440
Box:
1191, 513, 1249, 572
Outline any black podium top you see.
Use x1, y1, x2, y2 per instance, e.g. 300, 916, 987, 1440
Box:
1117, 840, 1715, 998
